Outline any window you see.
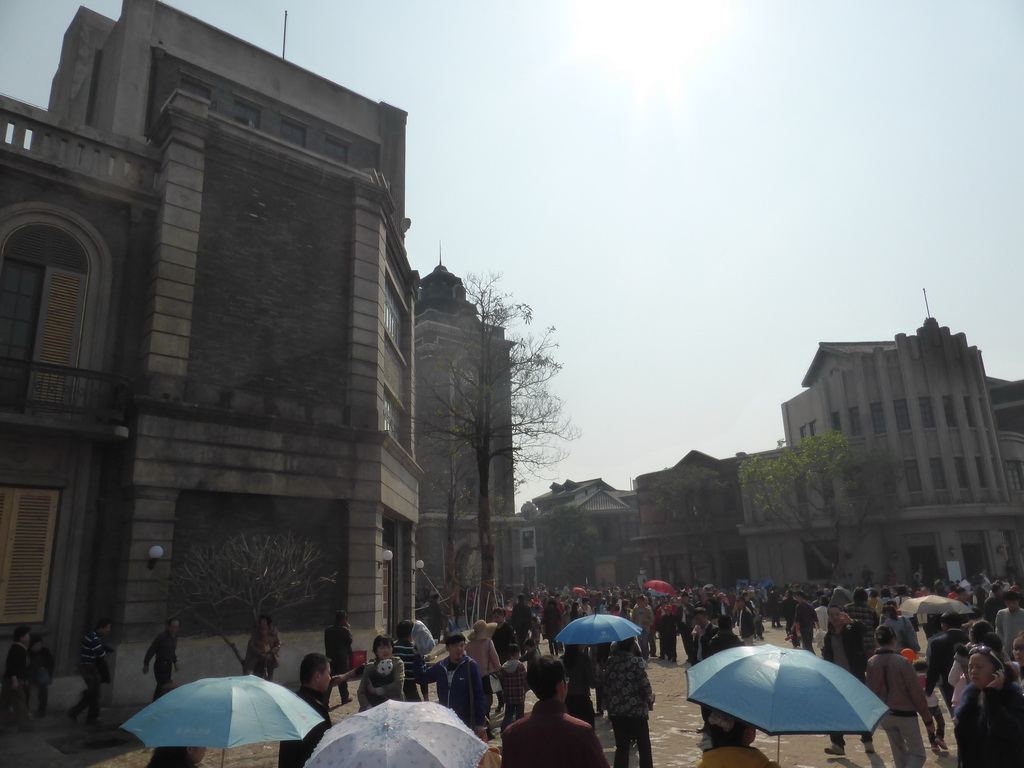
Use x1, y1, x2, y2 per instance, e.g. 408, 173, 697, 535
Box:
831, 411, 841, 432
0, 487, 60, 623
943, 395, 957, 427
522, 530, 534, 549
848, 406, 861, 436
382, 395, 399, 434
232, 100, 260, 128
280, 119, 306, 146
929, 457, 946, 490
384, 283, 402, 345
976, 456, 988, 488
918, 396, 935, 428
324, 137, 349, 163
870, 402, 886, 434
0, 225, 88, 407
893, 399, 911, 431
179, 77, 212, 101
963, 396, 976, 428
799, 425, 806, 439
1007, 461, 1024, 492
954, 456, 969, 489
808, 419, 816, 437
905, 460, 922, 493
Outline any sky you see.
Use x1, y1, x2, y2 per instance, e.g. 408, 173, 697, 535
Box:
3, 0, 1023, 507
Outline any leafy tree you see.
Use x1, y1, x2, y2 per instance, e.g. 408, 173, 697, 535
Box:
737, 430, 901, 581
172, 532, 336, 671
645, 465, 728, 585
538, 505, 598, 587
417, 274, 577, 616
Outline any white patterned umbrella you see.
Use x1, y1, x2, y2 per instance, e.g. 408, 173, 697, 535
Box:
303, 700, 487, 768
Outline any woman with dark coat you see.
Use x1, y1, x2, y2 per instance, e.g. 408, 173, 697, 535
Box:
954, 645, 1024, 767
542, 598, 562, 656
563, 644, 596, 726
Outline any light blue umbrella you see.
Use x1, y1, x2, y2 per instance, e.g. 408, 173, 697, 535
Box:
304, 700, 488, 768
556, 614, 643, 645
121, 675, 323, 748
686, 646, 888, 735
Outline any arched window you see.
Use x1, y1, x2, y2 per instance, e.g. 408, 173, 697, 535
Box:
0, 224, 88, 406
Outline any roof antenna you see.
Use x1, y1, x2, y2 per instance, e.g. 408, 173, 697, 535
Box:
282, 11, 288, 59
438, 240, 442, 267
922, 288, 931, 319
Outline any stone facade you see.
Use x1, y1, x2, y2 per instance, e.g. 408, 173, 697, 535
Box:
0, 0, 418, 707
743, 318, 1024, 585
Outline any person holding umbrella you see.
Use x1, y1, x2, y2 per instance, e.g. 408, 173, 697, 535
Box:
697, 709, 780, 768
603, 635, 654, 768
279, 652, 356, 768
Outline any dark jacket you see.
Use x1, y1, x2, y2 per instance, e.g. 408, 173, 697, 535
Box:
503, 698, 609, 768
277, 685, 330, 768
953, 682, 1024, 768
707, 630, 743, 657
694, 624, 720, 662
823, 621, 868, 681
323, 622, 353, 675
926, 627, 969, 704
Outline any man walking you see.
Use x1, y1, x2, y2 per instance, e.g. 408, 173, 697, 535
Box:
323, 610, 353, 705
142, 618, 179, 701
793, 591, 817, 653
67, 618, 113, 725
502, 655, 608, 768
995, 589, 1024, 652
631, 596, 654, 660
2, 626, 32, 729
416, 633, 487, 739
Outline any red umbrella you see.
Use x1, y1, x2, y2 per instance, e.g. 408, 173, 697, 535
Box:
643, 580, 676, 595
571, 586, 588, 596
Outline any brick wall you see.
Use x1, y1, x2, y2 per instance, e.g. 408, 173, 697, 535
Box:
187, 147, 354, 405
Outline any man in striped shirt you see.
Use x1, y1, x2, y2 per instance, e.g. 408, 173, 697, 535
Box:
67, 618, 113, 724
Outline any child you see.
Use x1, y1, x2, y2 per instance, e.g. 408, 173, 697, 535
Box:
913, 658, 947, 752
27, 634, 54, 718
519, 638, 540, 666
497, 643, 526, 733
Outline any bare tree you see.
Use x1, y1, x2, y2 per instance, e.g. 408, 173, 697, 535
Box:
417, 273, 578, 616
172, 532, 336, 670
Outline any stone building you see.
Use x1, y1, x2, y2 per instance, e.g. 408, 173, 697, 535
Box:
529, 478, 640, 588
635, 451, 747, 588
1, 0, 418, 706
742, 318, 1024, 585
413, 264, 519, 608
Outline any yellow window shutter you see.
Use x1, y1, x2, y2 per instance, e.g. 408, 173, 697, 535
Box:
0, 488, 60, 624
31, 269, 85, 405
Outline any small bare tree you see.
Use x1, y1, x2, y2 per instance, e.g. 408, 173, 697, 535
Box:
172, 532, 336, 670
418, 273, 578, 616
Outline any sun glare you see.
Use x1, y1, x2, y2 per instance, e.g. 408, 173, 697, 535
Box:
568, 0, 736, 105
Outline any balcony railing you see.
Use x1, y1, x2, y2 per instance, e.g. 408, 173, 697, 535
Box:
0, 357, 128, 424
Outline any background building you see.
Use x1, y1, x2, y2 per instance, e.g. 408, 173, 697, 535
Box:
742, 317, 1024, 585
635, 451, 747, 588
413, 263, 519, 609
529, 478, 640, 588
1, 0, 418, 706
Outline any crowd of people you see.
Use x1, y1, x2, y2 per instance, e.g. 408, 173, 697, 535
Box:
8, 575, 1024, 768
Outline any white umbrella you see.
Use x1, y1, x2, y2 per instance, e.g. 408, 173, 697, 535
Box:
304, 700, 487, 768
897, 595, 972, 615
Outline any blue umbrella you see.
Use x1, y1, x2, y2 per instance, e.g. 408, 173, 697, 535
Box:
121, 675, 323, 748
556, 614, 643, 644
686, 646, 888, 735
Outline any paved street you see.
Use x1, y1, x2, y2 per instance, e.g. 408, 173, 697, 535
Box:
2, 629, 958, 768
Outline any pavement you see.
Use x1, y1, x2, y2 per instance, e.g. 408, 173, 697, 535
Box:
1, 628, 960, 768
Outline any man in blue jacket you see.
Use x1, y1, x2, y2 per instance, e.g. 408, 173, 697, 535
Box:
417, 633, 487, 739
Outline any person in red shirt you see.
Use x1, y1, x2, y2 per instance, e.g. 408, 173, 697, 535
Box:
502, 655, 608, 768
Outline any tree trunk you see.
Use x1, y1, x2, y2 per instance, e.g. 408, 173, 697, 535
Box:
477, 452, 496, 619
444, 480, 459, 634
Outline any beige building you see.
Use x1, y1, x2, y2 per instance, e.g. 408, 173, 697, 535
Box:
742, 318, 1024, 585
1, 0, 419, 706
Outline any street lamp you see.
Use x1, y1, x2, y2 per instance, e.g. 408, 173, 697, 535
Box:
378, 548, 393, 570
